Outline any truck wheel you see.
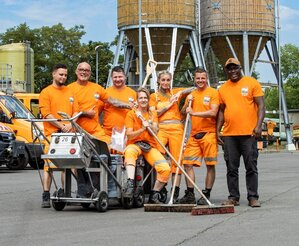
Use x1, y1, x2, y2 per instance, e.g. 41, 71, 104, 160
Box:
6, 151, 29, 170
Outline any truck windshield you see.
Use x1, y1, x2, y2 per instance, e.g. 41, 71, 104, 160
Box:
0, 95, 35, 119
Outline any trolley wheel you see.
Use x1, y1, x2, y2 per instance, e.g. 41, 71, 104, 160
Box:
122, 197, 134, 209
95, 191, 108, 212
81, 203, 91, 209
52, 200, 66, 211
133, 190, 145, 208
159, 187, 168, 204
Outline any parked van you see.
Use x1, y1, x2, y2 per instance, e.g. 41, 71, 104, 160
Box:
0, 92, 44, 169
14, 93, 40, 117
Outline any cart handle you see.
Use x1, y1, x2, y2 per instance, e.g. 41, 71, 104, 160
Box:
26, 111, 82, 123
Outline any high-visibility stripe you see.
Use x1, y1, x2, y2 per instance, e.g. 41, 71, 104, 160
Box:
183, 156, 201, 162
205, 157, 217, 162
153, 159, 169, 167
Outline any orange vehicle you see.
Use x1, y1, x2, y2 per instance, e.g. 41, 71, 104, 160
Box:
0, 92, 44, 169
14, 93, 40, 117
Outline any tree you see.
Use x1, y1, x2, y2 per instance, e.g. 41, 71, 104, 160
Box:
264, 43, 299, 111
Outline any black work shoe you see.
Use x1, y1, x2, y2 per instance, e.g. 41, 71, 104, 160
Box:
148, 191, 162, 204
172, 187, 180, 204
123, 179, 134, 198
197, 191, 210, 205
159, 186, 168, 203
41, 192, 51, 208
178, 190, 196, 204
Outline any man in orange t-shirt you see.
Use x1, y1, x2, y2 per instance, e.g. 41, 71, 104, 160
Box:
68, 62, 132, 145
217, 58, 265, 208
179, 68, 219, 205
102, 66, 136, 145
39, 63, 79, 208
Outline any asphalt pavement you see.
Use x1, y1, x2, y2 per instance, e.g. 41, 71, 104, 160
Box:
0, 150, 298, 246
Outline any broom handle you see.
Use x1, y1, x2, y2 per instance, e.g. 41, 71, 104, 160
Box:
142, 118, 212, 206
168, 100, 191, 204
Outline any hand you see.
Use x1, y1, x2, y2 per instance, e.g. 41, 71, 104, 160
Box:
187, 94, 193, 101
135, 110, 142, 119
186, 107, 193, 115
253, 126, 262, 139
217, 132, 224, 145
142, 120, 150, 128
84, 108, 96, 118
61, 123, 73, 133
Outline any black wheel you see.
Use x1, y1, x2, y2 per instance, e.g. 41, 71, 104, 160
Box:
52, 189, 66, 211
95, 191, 108, 212
81, 203, 91, 209
6, 151, 29, 170
29, 159, 44, 169
122, 197, 134, 209
133, 190, 145, 208
159, 187, 168, 203
52, 200, 66, 211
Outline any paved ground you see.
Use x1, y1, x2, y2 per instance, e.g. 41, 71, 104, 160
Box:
0, 151, 298, 246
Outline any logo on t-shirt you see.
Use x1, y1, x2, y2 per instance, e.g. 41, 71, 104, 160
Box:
69, 96, 74, 103
203, 96, 210, 105
94, 93, 100, 100
241, 87, 248, 96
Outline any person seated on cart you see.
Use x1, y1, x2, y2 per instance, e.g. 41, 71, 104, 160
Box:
39, 63, 79, 208
123, 87, 171, 204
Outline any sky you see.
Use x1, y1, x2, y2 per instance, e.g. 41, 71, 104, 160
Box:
0, 0, 298, 82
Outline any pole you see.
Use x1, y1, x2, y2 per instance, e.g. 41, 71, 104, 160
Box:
95, 45, 101, 84
138, 0, 143, 86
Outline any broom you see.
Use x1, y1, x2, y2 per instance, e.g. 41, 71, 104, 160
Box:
139, 112, 234, 215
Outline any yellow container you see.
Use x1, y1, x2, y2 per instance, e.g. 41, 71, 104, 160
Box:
0, 43, 34, 93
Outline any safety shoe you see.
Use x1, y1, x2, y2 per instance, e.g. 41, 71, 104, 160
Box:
123, 179, 134, 198
248, 199, 261, 207
173, 187, 180, 204
197, 190, 210, 205
222, 199, 240, 206
41, 192, 51, 208
178, 190, 196, 204
148, 191, 162, 204
159, 186, 168, 203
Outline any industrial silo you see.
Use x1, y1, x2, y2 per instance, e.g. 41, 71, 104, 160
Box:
200, 0, 275, 77
200, 0, 295, 150
112, 0, 205, 88
0, 42, 34, 93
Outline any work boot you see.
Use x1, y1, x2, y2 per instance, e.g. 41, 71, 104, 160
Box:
123, 179, 134, 198
159, 186, 168, 203
197, 190, 210, 205
148, 190, 162, 204
41, 191, 51, 208
172, 186, 180, 204
178, 190, 196, 204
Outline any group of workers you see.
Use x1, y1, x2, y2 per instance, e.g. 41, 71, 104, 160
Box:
39, 57, 265, 209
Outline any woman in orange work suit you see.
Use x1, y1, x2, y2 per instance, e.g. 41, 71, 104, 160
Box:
149, 70, 194, 203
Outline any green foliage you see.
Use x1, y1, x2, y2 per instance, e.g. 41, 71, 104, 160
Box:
0, 23, 114, 92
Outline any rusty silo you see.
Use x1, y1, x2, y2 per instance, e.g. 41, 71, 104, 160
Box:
110, 0, 205, 88
200, 0, 275, 79
200, 0, 295, 149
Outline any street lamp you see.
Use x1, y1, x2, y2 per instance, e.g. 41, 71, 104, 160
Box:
95, 45, 102, 84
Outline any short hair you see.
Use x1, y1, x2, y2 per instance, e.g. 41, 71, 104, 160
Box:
111, 66, 125, 74
52, 63, 67, 72
157, 70, 172, 80
194, 67, 207, 75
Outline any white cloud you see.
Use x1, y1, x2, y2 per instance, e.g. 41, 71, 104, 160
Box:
280, 5, 299, 21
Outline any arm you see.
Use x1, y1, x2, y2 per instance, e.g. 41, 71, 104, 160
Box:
126, 127, 147, 140
253, 96, 265, 138
45, 114, 72, 133
107, 97, 131, 109
216, 103, 225, 145
188, 103, 219, 118
156, 100, 175, 117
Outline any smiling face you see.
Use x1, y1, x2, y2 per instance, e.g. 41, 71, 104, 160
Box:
194, 71, 207, 90
53, 68, 68, 87
112, 71, 126, 89
75, 62, 91, 83
137, 89, 150, 111
226, 64, 242, 82
158, 72, 172, 91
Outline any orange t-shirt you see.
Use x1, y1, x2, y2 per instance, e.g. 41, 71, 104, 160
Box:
149, 88, 184, 122
39, 85, 79, 137
219, 76, 264, 136
185, 87, 219, 136
68, 81, 108, 133
102, 86, 136, 136
125, 109, 158, 148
